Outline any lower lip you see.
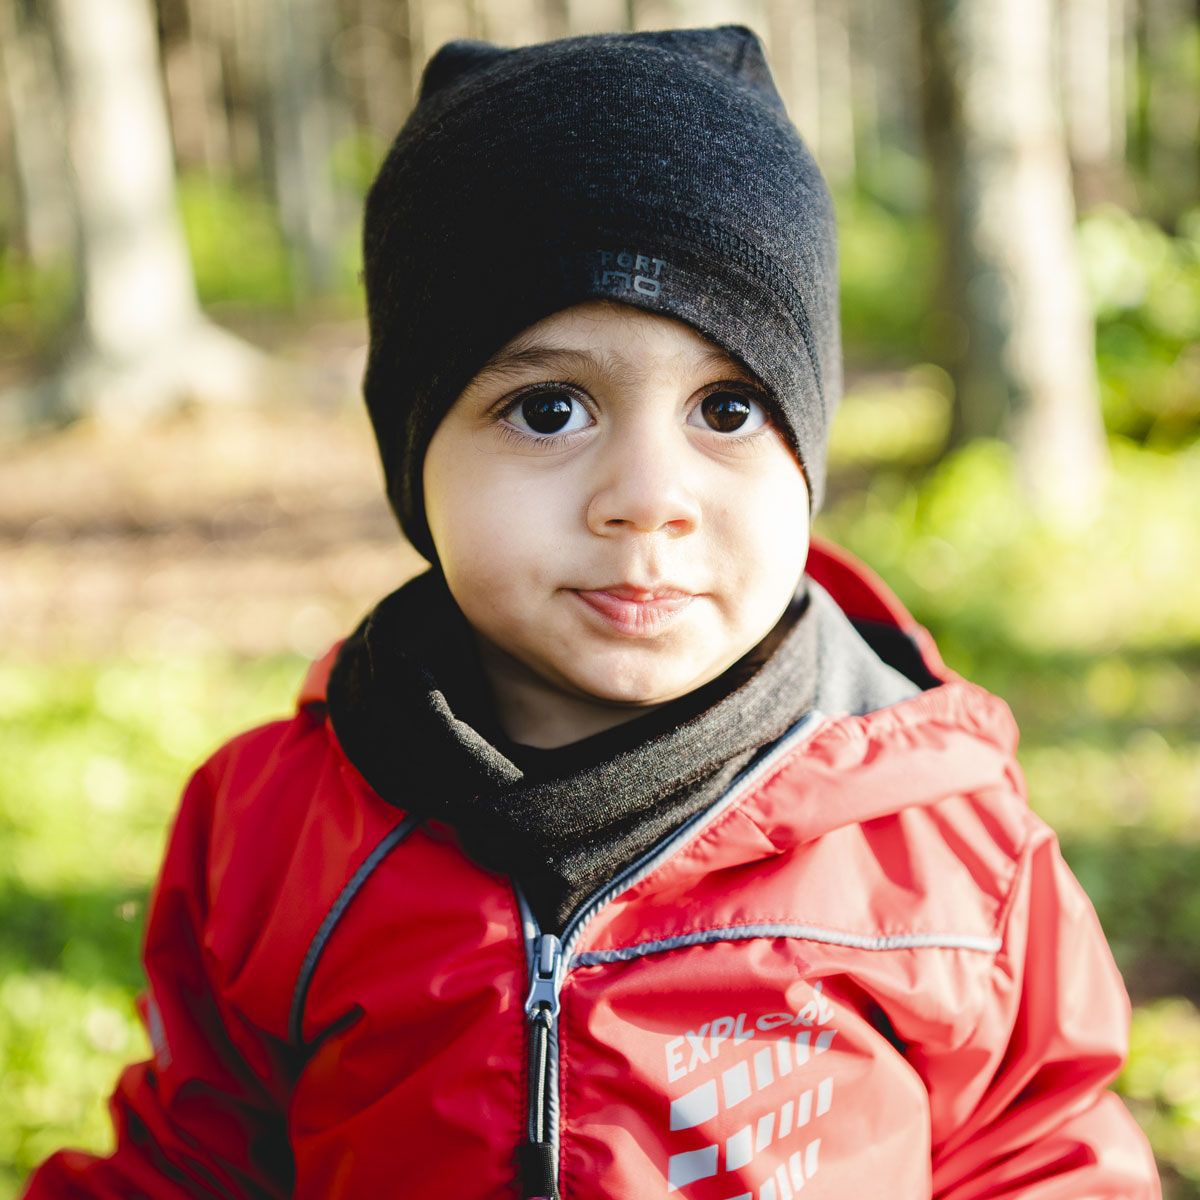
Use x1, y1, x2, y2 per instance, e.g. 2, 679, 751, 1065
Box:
572, 589, 694, 637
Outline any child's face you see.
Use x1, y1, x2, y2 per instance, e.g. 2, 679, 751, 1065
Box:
423, 300, 810, 745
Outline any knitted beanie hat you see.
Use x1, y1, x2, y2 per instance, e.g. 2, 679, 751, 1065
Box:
362, 24, 841, 561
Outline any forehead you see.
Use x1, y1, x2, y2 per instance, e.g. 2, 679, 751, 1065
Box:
468, 300, 760, 393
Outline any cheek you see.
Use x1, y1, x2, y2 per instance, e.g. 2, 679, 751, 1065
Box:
712, 463, 810, 589
425, 458, 560, 599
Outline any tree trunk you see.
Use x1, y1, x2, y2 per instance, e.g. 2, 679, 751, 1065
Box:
815, 0, 856, 187
265, 0, 349, 295
418, 0, 475, 58
543, 0, 571, 38
162, 0, 233, 178
548, 0, 624, 34
850, 0, 882, 187
917, 0, 1109, 527
222, 0, 269, 179
5, 0, 275, 428
474, 0, 524, 44
1131, 0, 1152, 175
0, 0, 75, 269
765, 0, 820, 150
1110, 0, 1128, 166
355, 0, 415, 133
1061, 0, 1121, 207
51, 0, 200, 357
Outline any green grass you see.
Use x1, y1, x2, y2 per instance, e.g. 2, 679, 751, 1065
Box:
0, 653, 302, 1195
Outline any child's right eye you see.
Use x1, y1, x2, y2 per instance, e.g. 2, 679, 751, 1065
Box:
502, 388, 594, 438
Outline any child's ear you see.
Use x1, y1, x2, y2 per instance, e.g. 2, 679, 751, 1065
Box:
418, 40, 510, 103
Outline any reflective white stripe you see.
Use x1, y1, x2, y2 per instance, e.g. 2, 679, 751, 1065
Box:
779, 1099, 795, 1138
755, 1111, 776, 1152
794, 1030, 811, 1065
671, 1079, 718, 1131
815, 1029, 836, 1054
667, 1146, 718, 1191
723, 1060, 752, 1108
816, 1076, 833, 1117
796, 1089, 812, 1127
570, 922, 1002, 970
805, 1139, 821, 1178
788, 1150, 805, 1189
775, 1037, 793, 1077
754, 1046, 775, 1090
726, 1125, 753, 1171
775, 1163, 795, 1200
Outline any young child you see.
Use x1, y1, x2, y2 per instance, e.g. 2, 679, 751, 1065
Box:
23, 25, 1160, 1200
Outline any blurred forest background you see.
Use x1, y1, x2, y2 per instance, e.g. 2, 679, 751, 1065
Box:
0, 0, 1198, 1193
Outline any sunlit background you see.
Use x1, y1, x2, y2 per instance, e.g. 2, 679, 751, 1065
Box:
0, 0, 1198, 1194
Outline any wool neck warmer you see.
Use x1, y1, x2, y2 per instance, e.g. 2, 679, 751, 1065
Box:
325, 570, 821, 931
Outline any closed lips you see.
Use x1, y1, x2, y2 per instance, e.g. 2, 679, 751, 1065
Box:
572, 587, 694, 636
587, 585, 692, 602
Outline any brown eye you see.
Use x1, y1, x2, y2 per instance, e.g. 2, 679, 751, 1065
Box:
504, 389, 592, 437
691, 390, 769, 435
522, 393, 572, 433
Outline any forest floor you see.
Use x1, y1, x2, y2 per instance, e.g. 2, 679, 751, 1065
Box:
0, 318, 426, 661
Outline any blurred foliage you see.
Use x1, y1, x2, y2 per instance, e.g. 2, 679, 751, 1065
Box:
835, 181, 939, 364
1080, 204, 1200, 447
1128, 21, 1200, 226
837, 190, 1200, 455
827, 362, 953, 466
0, 251, 75, 353
329, 128, 390, 198
1122, 999, 1200, 1192
821, 437, 1200, 658
176, 174, 296, 309
1, 149, 378, 344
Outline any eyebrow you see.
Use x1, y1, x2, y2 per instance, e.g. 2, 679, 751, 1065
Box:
469, 339, 760, 389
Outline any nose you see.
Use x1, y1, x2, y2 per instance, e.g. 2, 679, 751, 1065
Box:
585, 426, 702, 538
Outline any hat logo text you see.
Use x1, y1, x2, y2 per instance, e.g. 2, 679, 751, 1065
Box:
593, 248, 666, 297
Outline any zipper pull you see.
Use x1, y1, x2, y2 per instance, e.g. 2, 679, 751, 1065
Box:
521, 933, 563, 1199
524, 933, 562, 1018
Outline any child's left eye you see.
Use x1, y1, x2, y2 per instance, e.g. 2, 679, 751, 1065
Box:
688, 389, 769, 434
503, 389, 593, 437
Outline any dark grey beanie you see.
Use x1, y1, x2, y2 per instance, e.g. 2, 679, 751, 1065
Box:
362, 24, 841, 561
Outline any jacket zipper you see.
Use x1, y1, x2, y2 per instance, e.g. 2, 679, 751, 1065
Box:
515, 710, 825, 1200
519, 931, 563, 1199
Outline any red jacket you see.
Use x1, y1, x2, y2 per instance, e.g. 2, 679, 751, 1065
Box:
23, 541, 1159, 1199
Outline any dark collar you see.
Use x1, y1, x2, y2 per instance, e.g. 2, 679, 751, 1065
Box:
326, 570, 820, 927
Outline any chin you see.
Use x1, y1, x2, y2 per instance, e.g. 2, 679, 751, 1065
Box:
562, 657, 713, 708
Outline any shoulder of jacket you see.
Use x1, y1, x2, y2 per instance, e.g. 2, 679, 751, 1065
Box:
700, 699, 1042, 963
182, 705, 409, 1038
197, 704, 331, 816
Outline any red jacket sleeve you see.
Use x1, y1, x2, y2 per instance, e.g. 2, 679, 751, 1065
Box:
929, 826, 1160, 1198
21, 763, 293, 1199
